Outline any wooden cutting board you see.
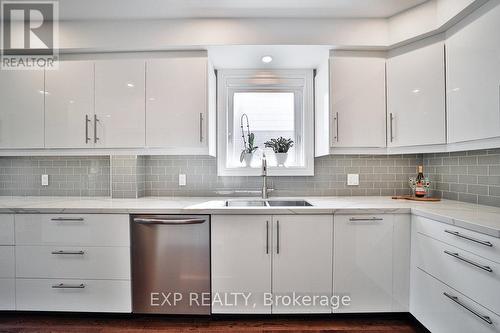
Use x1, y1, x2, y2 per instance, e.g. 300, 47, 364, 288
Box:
392, 195, 441, 202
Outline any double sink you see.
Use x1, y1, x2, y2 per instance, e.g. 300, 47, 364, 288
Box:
225, 200, 312, 207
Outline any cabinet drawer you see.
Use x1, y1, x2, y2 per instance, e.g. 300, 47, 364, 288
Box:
411, 268, 500, 333
414, 215, 500, 264
16, 246, 130, 280
414, 232, 500, 315
0, 247, 15, 278
0, 214, 14, 245
15, 214, 130, 246
0, 278, 15, 310
16, 279, 131, 313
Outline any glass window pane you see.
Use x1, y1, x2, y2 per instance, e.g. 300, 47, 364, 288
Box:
231, 92, 298, 168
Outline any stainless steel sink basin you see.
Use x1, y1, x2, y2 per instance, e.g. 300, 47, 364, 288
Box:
267, 200, 312, 207
225, 200, 267, 207
224, 200, 312, 207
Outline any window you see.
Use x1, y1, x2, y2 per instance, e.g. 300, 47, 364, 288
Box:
217, 69, 314, 176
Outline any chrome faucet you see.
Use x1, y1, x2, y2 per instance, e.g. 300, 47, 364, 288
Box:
262, 153, 269, 199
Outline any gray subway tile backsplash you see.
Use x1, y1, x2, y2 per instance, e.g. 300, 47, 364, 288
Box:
1, 148, 500, 208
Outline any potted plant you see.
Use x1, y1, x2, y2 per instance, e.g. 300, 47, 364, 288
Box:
264, 137, 294, 166
239, 114, 258, 167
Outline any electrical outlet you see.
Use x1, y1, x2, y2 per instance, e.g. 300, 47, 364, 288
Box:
41, 174, 49, 186
347, 174, 359, 186
179, 174, 186, 186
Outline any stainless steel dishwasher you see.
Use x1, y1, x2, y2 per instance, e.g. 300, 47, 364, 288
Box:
131, 215, 210, 314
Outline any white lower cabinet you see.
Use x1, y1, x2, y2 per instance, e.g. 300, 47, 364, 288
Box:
411, 268, 500, 333
0, 245, 15, 310
211, 215, 272, 314
13, 213, 132, 313
272, 215, 333, 314
16, 279, 131, 313
334, 214, 410, 313
211, 214, 333, 314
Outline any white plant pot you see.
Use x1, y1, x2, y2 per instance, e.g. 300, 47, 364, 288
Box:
243, 153, 253, 167
275, 153, 288, 166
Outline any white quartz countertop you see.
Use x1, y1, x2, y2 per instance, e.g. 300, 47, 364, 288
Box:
1, 196, 499, 238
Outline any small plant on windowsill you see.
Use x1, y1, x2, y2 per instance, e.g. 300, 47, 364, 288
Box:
264, 137, 294, 166
240, 114, 258, 167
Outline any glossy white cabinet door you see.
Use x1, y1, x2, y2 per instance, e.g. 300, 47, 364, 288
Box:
387, 39, 446, 147
446, 2, 500, 143
411, 268, 500, 333
146, 57, 208, 150
45, 61, 94, 148
95, 59, 145, 148
272, 215, 333, 314
0, 70, 44, 148
211, 215, 272, 314
334, 215, 394, 312
330, 53, 387, 148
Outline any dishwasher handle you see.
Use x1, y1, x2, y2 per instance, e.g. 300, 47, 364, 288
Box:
134, 218, 206, 225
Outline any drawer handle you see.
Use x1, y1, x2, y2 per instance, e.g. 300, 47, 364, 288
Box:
51, 217, 84, 222
134, 218, 205, 225
51, 250, 85, 255
443, 292, 493, 325
444, 230, 493, 247
52, 283, 85, 289
349, 217, 384, 222
444, 250, 493, 273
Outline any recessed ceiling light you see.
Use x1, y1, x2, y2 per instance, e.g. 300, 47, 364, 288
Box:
127, 83, 135, 88
261, 56, 273, 63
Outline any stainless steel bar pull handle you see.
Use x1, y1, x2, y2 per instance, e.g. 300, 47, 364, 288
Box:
51, 250, 85, 255
444, 250, 493, 272
94, 114, 99, 143
85, 115, 91, 144
349, 217, 384, 222
199, 113, 204, 143
51, 217, 84, 222
134, 218, 205, 225
276, 220, 280, 254
52, 283, 86, 289
333, 112, 339, 142
389, 113, 394, 142
443, 292, 493, 325
266, 220, 269, 254
445, 230, 493, 247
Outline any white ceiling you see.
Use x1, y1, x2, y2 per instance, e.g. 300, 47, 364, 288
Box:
55, 0, 429, 20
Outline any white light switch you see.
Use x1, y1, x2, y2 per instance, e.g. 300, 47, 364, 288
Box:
347, 174, 359, 186
179, 174, 187, 186
41, 174, 49, 186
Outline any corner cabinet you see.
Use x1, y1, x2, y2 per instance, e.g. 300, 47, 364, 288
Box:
386, 37, 446, 148
0, 70, 45, 149
446, 1, 500, 144
211, 215, 333, 314
146, 56, 215, 155
330, 51, 387, 148
334, 214, 410, 313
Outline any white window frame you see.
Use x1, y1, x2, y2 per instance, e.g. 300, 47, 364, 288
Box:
217, 69, 314, 176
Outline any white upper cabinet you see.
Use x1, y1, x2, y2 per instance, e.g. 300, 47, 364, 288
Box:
330, 52, 387, 148
446, 2, 500, 144
146, 56, 209, 152
95, 59, 145, 148
0, 70, 44, 148
387, 37, 446, 147
272, 215, 333, 314
45, 61, 95, 148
